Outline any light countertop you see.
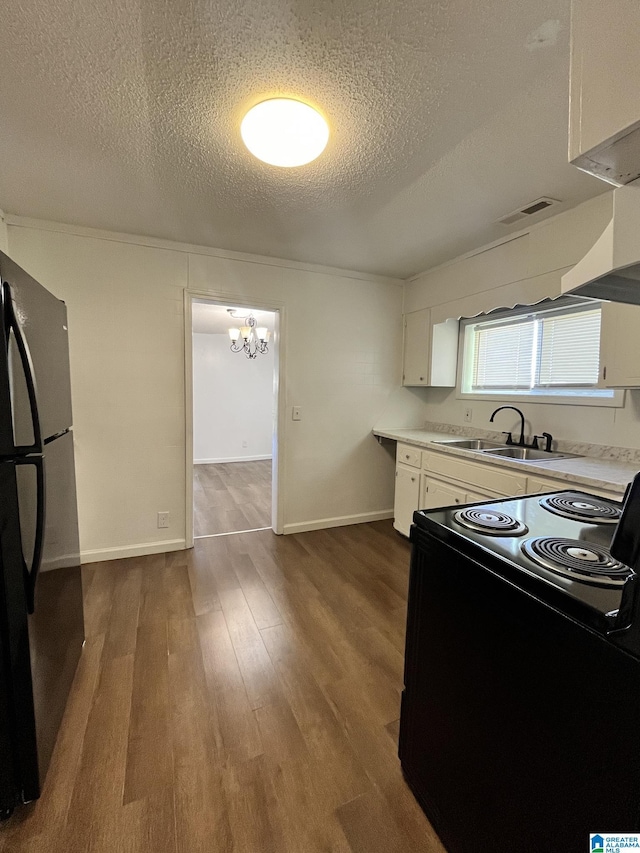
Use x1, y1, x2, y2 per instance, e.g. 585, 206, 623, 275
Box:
373, 427, 640, 496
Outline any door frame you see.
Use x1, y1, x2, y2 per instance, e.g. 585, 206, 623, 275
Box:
184, 289, 286, 547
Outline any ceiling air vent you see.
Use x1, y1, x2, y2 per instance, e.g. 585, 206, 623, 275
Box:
496, 197, 560, 226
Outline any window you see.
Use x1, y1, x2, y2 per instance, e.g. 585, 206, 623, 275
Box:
460, 300, 617, 403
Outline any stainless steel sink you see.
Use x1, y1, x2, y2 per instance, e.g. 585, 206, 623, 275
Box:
433, 439, 504, 450
480, 446, 579, 462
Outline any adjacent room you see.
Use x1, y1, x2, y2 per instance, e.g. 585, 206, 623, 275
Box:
191, 300, 276, 538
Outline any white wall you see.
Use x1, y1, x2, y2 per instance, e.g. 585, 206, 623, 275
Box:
193, 332, 274, 463
6, 219, 405, 560
0, 210, 8, 254
403, 191, 640, 450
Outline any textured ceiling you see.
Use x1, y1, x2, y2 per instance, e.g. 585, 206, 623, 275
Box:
0, 0, 607, 278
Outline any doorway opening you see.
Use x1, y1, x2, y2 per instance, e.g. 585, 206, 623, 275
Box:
187, 296, 281, 541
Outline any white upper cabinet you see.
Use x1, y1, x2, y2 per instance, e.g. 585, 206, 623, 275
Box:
599, 301, 640, 387
402, 308, 458, 387
569, 0, 640, 185
402, 309, 431, 386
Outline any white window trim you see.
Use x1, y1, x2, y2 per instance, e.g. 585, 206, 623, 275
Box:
455, 301, 625, 408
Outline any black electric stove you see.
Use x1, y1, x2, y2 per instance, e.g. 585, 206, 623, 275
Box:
420, 490, 638, 642
399, 484, 640, 853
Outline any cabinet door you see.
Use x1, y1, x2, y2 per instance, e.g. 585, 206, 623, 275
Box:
599, 301, 640, 388
569, 0, 640, 170
420, 475, 467, 511
402, 309, 431, 386
465, 490, 493, 503
393, 463, 421, 537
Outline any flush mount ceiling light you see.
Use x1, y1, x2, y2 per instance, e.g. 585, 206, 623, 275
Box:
240, 98, 329, 167
227, 309, 270, 359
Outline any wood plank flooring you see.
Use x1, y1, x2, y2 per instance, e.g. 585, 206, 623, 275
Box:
194, 460, 272, 537
0, 521, 446, 853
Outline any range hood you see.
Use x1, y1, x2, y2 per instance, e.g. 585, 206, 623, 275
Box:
562, 184, 640, 304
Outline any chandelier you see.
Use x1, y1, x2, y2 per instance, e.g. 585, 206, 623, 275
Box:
227, 309, 270, 359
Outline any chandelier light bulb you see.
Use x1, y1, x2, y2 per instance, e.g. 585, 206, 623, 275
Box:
240, 99, 329, 167
227, 311, 270, 359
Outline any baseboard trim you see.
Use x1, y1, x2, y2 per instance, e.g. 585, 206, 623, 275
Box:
194, 455, 272, 464
283, 510, 394, 535
81, 539, 186, 564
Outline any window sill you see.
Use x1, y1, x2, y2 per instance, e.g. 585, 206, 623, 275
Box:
456, 389, 626, 408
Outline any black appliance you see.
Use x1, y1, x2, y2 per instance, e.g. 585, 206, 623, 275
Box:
0, 252, 84, 817
399, 482, 640, 853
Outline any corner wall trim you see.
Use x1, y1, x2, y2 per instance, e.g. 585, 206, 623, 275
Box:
80, 538, 186, 565
282, 510, 394, 535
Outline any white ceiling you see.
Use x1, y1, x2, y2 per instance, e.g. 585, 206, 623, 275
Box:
192, 301, 275, 335
0, 0, 608, 279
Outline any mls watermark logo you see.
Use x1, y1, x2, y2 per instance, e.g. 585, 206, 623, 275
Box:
590, 834, 640, 852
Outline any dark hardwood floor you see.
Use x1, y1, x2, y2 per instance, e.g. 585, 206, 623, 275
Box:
194, 460, 272, 537
0, 521, 445, 853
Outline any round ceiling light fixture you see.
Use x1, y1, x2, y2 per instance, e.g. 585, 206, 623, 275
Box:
240, 98, 329, 167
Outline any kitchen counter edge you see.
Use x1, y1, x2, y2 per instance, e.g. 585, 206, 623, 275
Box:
373, 428, 639, 496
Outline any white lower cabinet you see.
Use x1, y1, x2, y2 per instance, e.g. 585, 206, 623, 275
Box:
393, 447, 516, 537
421, 475, 467, 511
392, 443, 620, 538
393, 463, 421, 537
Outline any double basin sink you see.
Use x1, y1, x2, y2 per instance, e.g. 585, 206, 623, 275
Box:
433, 438, 580, 463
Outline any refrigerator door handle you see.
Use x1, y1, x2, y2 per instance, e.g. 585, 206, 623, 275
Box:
14, 456, 45, 614
2, 281, 42, 454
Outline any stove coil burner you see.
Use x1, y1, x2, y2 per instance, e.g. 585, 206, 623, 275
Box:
521, 537, 631, 586
454, 508, 528, 536
539, 492, 621, 524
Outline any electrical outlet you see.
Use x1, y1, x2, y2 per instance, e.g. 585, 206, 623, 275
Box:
157, 511, 170, 529
292, 406, 302, 421
464, 407, 473, 422
242, 440, 248, 448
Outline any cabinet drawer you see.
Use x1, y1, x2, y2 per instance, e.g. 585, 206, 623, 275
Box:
422, 450, 527, 496
397, 443, 422, 469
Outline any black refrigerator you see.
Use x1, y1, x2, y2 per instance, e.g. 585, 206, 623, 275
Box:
0, 251, 84, 817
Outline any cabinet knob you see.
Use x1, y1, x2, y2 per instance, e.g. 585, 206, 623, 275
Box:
603, 365, 607, 381
455, 498, 460, 503
419, 376, 424, 381
411, 477, 416, 482
405, 454, 410, 459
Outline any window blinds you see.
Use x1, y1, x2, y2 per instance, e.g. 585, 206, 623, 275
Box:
537, 307, 600, 387
472, 318, 534, 389
468, 303, 601, 392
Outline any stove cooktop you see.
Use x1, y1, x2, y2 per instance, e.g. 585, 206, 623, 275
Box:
414, 490, 634, 631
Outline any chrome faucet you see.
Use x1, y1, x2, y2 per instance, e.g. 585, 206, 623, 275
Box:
489, 406, 526, 446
